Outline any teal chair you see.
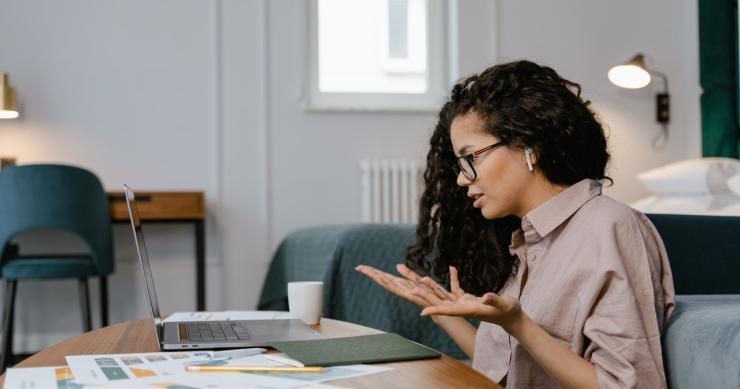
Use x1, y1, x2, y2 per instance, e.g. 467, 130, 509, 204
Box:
0, 164, 114, 370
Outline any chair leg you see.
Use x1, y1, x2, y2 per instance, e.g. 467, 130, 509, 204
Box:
78, 278, 92, 332
1, 280, 17, 372
99, 276, 108, 327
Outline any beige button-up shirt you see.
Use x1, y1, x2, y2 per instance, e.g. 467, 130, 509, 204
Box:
473, 179, 675, 388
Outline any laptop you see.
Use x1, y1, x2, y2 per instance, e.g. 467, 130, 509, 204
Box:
124, 184, 324, 350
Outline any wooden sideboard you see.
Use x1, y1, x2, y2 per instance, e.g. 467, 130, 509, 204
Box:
107, 191, 207, 311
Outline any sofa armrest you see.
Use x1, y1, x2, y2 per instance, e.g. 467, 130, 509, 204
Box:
258, 225, 350, 310
663, 295, 740, 389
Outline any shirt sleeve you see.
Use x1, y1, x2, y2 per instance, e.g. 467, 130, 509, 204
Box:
582, 209, 673, 389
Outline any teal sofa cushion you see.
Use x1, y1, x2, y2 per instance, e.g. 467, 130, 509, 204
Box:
259, 225, 348, 311
663, 295, 740, 389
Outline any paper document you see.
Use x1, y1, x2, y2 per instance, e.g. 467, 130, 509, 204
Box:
4, 364, 342, 389
182, 352, 392, 383
256, 359, 393, 383
164, 310, 292, 322
4, 366, 101, 389
66, 351, 289, 384
63, 348, 392, 387
103, 373, 341, 389
66, 351, 210, 384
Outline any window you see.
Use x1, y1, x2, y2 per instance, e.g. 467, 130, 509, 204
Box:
307, 0, 448, 111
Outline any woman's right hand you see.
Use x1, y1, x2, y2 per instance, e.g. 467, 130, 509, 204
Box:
355, 263, 442, 309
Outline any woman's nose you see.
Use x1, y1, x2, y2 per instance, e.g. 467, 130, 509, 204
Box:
456, 171, 472, 186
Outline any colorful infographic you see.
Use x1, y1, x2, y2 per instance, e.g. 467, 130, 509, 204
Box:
66, 351, 208, 384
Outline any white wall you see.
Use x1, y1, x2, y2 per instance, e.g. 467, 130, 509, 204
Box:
266, 0, 499, 245
495, 0, 701, 201
0, 0, 700, 352
0, 0, 229, 351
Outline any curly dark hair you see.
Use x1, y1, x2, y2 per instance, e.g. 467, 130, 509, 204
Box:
406, 60, 611, 296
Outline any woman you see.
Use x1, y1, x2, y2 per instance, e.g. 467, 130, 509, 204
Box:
356, 60, 675, 389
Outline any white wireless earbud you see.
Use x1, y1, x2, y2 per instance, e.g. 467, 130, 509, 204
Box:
524, 147, 534, 172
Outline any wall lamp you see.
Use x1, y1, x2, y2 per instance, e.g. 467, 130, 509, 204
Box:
608, 54, 669, 148
0, 71, 19, 170
0, 71, 19, 119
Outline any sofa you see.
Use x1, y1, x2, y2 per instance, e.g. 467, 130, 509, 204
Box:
258, 215, 740, 388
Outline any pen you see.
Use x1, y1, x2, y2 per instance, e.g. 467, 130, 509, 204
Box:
207, 348, 266, 360
185, 365, 323, 374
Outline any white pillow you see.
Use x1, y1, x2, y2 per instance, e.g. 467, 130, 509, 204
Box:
727, 173, 740, 196
636, 157, 740, 195
631, 193, 740, 215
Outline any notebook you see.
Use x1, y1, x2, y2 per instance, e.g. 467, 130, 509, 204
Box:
269, 333, 441, 367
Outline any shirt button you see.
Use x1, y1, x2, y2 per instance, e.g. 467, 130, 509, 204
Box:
527, 253, 536, 261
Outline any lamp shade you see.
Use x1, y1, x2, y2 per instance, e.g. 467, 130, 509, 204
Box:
608, 54, 651, 89
0, 72, 19, 119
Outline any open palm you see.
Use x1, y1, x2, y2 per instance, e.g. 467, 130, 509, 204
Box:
355, 263, 440, 309
357, 263, 522, 329
412, 266, 523, 330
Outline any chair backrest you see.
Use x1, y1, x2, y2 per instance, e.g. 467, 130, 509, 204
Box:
646, 213, 740, 295
0, 164, 114, 275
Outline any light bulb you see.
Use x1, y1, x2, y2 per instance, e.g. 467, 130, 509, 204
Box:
608, 65, 651, 89
0, 110, 19, 119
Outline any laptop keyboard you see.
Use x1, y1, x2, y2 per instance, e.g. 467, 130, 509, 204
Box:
179, 322, 250, 342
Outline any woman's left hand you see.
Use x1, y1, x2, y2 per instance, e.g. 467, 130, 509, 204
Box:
414, 266, 524, 332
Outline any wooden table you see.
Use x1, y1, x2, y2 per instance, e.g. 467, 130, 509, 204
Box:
0, 318, 500, 388
107, 191, 207, 312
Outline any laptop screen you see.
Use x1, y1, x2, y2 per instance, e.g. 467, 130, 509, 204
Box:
124, 185, 163, 345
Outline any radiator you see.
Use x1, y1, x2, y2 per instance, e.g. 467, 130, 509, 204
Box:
360, 159, 423, 224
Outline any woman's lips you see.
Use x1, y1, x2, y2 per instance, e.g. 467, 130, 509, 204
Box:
471, 194, 483, 208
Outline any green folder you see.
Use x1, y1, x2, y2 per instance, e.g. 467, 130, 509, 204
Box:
269, 333, 441, 367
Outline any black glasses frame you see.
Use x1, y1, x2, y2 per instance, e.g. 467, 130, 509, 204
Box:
453, 140, 508, 181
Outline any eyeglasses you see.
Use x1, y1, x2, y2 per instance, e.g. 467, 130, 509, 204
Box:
453, 140, 508, 181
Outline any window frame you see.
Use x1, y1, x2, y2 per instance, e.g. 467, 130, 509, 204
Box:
304, 0, 449, 112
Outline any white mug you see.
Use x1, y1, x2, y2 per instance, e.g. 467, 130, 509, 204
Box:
287, 281, 324, 325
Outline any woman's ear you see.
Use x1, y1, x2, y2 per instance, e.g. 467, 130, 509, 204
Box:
524, 147, 535, 172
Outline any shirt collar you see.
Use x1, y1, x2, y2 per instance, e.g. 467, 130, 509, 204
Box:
516, 179, 602, 244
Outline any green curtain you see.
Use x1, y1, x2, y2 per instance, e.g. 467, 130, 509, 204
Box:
699, 0, 739, 157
